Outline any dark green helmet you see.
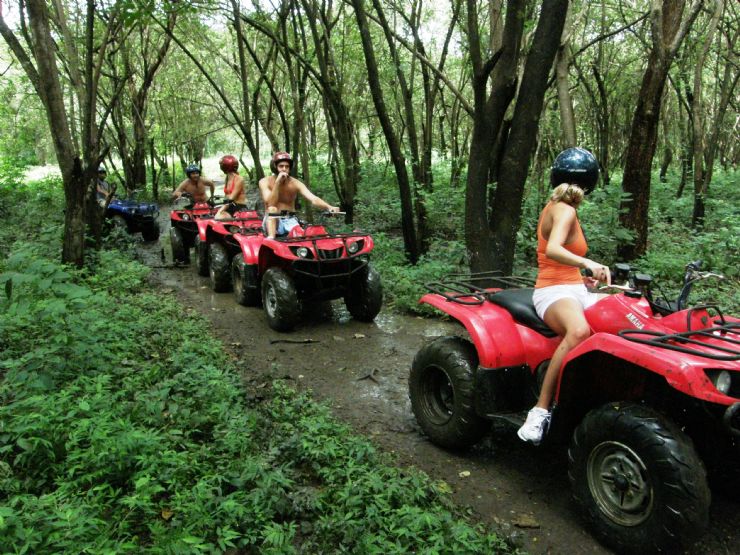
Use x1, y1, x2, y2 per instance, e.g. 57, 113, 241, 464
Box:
550, 147, 599, 194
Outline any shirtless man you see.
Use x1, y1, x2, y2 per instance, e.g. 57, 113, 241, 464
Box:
172, 164, 215, 203
215, 155, 248, 220
96, 165, 112, 206
258, 151, 339, 238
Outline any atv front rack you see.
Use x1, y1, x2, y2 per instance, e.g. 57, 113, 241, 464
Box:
276, 230, 367, 243
618, 322, 740, 361
425, 272, 536, 305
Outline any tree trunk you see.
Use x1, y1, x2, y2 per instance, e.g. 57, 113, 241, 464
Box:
351, 0, 418, 263
555, 4, 576, 148
691, 0, 724, 228
618, 0, 701, 260
489, 0, 569, 274
464, 0, 525, 273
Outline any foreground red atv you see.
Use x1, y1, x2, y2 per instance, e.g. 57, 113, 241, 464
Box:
203, 210, 382, 332
168, 193, 224, 265
410, 262, 738, 553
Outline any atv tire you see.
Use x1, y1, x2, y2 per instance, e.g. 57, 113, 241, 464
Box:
344, 264, 383, 322
170, 227, 189, 264
261, 268, 300, 332
568, 402, 710, 554
194, 235, 209, 276
409, 336, 489, 449
232, 257, 261, 306
209, 242, 232, 292
142, 221, 160, 241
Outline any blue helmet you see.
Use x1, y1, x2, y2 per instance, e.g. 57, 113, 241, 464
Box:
550, 147, 599, 194
185, 164, 200, 177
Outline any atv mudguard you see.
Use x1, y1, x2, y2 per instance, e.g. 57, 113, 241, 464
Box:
196, 219, 212, 242
419, 293, 558, 369
234, 233, 264, 265
557, 331, 739, 405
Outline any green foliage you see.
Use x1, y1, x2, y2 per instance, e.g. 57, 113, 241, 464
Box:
329, 159, 738, 315
632, 170, 740, 312
0, 226, 516, 553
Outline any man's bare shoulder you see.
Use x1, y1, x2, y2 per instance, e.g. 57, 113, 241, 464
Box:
288, 176, 307, 188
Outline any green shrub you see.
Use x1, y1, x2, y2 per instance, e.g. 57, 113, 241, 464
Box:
0, 239, 516, 553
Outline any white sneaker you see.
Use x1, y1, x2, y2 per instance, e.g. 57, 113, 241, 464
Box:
517, 407, 551, 445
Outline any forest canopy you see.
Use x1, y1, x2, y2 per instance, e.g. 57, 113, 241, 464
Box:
0, 0, 737, 271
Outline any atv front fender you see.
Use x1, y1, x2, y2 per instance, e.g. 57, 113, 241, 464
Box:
196, 219, 211, 242
420, 293, 557, 369
235, 234, 264, 265
560, 333, 739, 405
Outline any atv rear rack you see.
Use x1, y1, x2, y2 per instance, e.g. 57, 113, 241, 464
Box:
618, 322, 740, 361
425, 272, 536, 305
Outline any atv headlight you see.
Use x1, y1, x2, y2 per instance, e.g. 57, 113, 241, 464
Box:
347, 240, 363, 254
182, 213, 190, 221
706, 369, 732, 395
289, 246, 313, 259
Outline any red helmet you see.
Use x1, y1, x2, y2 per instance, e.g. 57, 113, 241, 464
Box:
219, 155, 239, 173
270, 151, 293, 174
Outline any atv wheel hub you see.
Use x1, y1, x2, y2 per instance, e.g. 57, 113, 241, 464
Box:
265, 285, 277, 316
587, 441, 653, 527
419, 366, 454, 425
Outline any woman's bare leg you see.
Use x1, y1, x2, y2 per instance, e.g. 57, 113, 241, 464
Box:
535, 297, 591, 409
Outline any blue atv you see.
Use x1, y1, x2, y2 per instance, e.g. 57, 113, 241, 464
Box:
106, 192, 161, 241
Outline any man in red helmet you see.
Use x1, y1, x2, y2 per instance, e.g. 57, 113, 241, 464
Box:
215, 155, 248, 220
259, 151, 338, 238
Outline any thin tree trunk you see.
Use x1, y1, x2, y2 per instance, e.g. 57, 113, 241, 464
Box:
618, 0, 702, 260
351, 0, 418, 263
691, 0, 724, 227
489, 0, 569, 274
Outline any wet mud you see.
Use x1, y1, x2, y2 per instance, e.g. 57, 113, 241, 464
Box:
134, 210, 740, 555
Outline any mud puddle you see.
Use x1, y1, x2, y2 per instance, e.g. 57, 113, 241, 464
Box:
132, 212, 740, 555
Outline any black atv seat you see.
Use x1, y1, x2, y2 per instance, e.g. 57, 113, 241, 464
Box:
487, 288, 557, 338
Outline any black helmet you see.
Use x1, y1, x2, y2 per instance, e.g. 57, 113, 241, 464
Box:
185, 164, 200, 177
550, 147, 599, 194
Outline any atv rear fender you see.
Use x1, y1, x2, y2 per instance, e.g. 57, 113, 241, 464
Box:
419, 293, 558, 368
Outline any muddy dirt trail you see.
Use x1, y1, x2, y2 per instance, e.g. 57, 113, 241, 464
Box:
136, 213, 739, 555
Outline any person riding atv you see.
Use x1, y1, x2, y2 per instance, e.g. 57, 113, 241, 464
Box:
258, 151, 339, 237
172, 164, 215, 204
410, 257, 738, 553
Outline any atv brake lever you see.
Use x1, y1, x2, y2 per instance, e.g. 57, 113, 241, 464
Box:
599, 284, 633, 292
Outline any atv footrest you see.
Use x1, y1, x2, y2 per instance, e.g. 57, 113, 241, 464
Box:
487, 411, 528, 428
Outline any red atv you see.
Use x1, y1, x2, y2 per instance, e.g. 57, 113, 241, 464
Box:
168, 193, 224, 266
409, 261, 738, 553
204, 210, 382, 332
194, 207, 264, 289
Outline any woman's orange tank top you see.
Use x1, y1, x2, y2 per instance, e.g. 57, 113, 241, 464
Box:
535, 202, 588, 288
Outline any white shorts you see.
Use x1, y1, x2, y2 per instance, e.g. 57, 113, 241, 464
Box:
532, 284, 600, 320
